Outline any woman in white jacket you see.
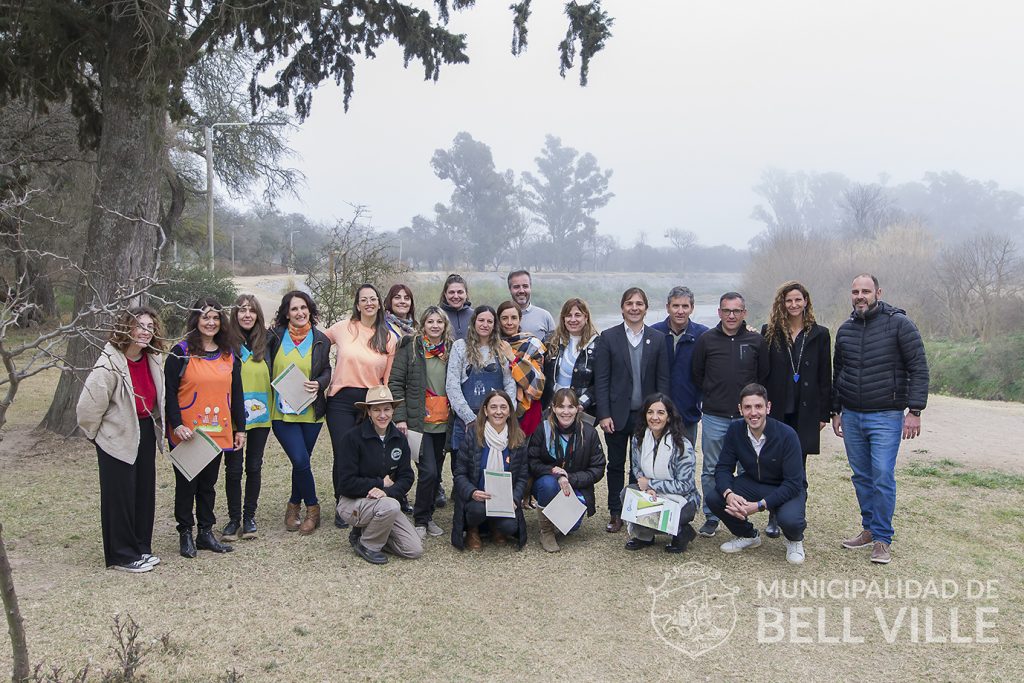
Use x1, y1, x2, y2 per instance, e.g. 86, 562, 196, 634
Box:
76, 306, 166, 573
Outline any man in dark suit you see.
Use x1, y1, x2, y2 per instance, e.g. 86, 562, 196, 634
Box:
594, 287, 671, 532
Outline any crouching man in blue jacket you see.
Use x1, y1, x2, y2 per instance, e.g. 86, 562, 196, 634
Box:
705, 383, 807, 564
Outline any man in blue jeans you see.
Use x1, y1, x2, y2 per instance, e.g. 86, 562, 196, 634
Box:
832, 274, 929, 565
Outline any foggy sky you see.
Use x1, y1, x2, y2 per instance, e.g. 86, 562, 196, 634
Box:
272, 1, 1024, 249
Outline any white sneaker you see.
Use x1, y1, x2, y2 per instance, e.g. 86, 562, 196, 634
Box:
720, 533, 762, 554
426, 520, 444, 536
414, 526, 428, 541
111, 559, 153, 573
785, 539, 805, 564
141, 554, 161, 567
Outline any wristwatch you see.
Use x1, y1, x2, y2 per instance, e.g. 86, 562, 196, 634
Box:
757, 500, 766, 512
908, 409, 921, 417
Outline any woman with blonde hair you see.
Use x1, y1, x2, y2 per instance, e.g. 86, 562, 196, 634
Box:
77, 306, 166, 572
541, 298, 601, 420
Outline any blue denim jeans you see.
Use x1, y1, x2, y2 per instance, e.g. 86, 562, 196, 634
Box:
841, 410, 903, 545
533, 475, 586, 533
273, 421, 322, 506
700, 414, 735, 524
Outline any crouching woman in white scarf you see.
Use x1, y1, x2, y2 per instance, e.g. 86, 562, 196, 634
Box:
621, 393, 700, 553
451, 390, 529, 551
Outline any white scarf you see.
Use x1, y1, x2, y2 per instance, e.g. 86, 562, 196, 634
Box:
639, 428, 675, 481
484, 421, 509, 469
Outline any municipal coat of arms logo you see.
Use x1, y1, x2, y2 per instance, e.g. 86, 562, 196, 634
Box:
647, 561, 739, 658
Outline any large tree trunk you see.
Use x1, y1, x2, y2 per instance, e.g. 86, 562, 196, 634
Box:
1, 522, 29, 683
40, 9, 169, 435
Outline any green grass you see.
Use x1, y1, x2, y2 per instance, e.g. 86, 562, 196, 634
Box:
903, 459, 1024, 491
926, 334, 1024, 402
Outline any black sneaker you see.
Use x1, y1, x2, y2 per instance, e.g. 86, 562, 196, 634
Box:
241, 516, 258, 539
221, 520, 241, 542
111, 559, 153, 573
354, 541, 388, 565
624, 537, 655, 551
698, 520, 719, 537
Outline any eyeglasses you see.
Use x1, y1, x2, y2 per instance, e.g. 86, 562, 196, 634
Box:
358, 297, 379, 304
720, 309, 745, 317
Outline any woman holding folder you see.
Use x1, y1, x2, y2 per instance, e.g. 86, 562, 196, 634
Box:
165, 297, 245, 558
77, 306, 166, 572
623, 393, 700, 554
450, 390, 529, 551
527, 388, 606, 553
266, 291, 331, 535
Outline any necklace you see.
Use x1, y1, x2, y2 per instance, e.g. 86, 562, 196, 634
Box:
786, 329, 806, 383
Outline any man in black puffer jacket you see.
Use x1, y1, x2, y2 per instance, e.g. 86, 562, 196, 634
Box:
831, 274, 929, 566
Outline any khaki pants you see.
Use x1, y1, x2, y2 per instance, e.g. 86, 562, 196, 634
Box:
337, 496, 423, 558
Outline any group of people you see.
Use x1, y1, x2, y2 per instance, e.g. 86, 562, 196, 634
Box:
77, 270, 928, 571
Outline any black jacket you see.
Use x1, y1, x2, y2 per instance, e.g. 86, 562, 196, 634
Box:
389, 335, 449, 431
265, 326, 332, 420
762, 323, 832, 455
594, 324, 670, 428
336, 420, 414, 499
450, 429, 529, 549
832, 301, 929, 413
691, 324, 769, 419
715, 417, 803, 510
527, 421, 606, 516
541, 334, 600, 415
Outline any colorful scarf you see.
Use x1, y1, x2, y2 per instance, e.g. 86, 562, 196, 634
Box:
385, 311, 417, 338
288, 321, 311, 346
422, 335, 447, 360
503, 331, 546, 416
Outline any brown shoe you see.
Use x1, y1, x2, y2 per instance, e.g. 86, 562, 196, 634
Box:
465, 526, 483, 551
870, 541, 891, 564
492, 529, 508, 546
298, 504, 321, 536
285, 502, 302, 532
841, 529, 872, 549
606, 516, 623, 533
538, 515, 560, 553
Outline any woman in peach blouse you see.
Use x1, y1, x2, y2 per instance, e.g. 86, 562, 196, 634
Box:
325, 283, 397, 527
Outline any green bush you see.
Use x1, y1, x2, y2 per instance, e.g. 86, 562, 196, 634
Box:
926, 334, 1024, 402
150, 264, 238, 339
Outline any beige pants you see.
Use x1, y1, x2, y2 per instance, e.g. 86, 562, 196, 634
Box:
336, 496, 423, 558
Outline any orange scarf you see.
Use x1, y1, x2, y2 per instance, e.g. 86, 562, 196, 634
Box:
288, 321, 311, 346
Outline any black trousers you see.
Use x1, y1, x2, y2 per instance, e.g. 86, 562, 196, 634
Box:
326, 388, 367, 501
413, 431, 448, 526
464, 500, 519, 538
705, 474, 807, 541
96, 417, 156, 567
223, 426, 270, 522
174, 452, 223, 532
783, 412, 810, 489
605, 410, 638, 516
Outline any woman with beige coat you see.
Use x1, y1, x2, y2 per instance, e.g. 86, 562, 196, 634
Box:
77, 306, 167, 573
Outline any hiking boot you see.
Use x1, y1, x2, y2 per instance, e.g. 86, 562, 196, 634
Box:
871, 541, 892, 564
538, 515, 560, 553
465, 526, 483, 551
720, 532, 762, 554
354, 541, 388, 565
841, 529, 873, 549
698, 520, 719, 537
426, 520, 444, 537
196, 528, 233, 553
785, 539, 806, 564
221, 520, 240, 542
666, 524, 697, 554
285, 502, 301, 532
492, 529, 508, 546
241, 516, 258, 539
348, 526, 362, 547
298, 504, 321, 536
111, 558, 153, 573
765, 512, 781, 539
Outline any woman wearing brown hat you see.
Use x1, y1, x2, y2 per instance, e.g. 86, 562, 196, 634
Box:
335, 385, 423, 564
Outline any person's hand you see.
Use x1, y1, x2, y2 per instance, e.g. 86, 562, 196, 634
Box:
903, 412, 921, 440
637, 476, 651, 492
383, 475, 394, 488
599, 417, 615, 434
303, 380, 319, 393
724, 492, 750, 519
497, 340, 515, 363
551, 466, 568, 478
558, 476, 572, 496
831, 414, 843, 438
174, 425, 194, 441
471, 489, 491, 502
396, 421, 408, 435
367, 487, 387, 499
233, 431, 246, 450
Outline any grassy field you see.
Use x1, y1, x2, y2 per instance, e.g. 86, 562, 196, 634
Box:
1, 373, 1022, 681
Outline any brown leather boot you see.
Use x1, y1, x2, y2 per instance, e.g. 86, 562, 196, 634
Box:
465, 526, 483, 551
492, 529, 508, 546
538, 515, 560, 553
285, 502, 301, 532
298, 504, 321, 536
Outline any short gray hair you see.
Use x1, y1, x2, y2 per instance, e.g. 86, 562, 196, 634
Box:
666, 286, 695, 307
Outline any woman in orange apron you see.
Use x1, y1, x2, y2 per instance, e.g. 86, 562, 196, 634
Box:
164, 297, 246, 558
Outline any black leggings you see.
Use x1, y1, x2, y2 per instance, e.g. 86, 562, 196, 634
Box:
326, 388, 367, 501
223, 427, 270, 522
412, 431, 448, 526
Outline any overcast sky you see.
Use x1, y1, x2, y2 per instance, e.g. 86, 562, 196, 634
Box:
271, 1, 1024, 248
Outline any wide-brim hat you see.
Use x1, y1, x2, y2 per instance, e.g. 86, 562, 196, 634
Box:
355, 385, 404, 410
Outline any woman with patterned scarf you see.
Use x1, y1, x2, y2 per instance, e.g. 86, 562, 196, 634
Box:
495, 300, 546, 437
383, 283, 418, 341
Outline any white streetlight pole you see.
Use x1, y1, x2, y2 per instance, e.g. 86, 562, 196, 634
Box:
289, 229, 300, 274
205, 121, 285, 271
